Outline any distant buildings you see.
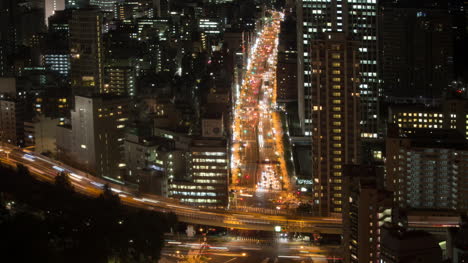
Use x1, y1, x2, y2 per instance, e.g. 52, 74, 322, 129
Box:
89, 0, 119, 13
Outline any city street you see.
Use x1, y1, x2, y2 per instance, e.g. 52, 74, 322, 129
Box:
231, 11, 294, 209
160, 235, 341, 263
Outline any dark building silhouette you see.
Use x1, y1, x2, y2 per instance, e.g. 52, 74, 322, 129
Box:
380, 1, 455, 98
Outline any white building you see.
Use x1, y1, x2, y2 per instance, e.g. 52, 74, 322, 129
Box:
57, 95, 130, 182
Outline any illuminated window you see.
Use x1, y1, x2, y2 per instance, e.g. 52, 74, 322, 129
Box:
332, 107, 341, 111
332, 99, 341, 104
332, 85, 341, 90
332, 62, 341, 67
332, 70, 341, 75
332, 53, 341, 59
332, 78, 341, 82
332, 92, 341, 97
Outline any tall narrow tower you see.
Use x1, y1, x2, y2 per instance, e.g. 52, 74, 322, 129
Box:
297, 0, 378, 216
310, 33, 360, 216
69, 8, 104, 95
297, 0, 379, 138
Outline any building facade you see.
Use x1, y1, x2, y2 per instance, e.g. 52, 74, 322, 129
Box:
57, 95, 130, 181
310, 33, 360, 216
297, 0, 380, 139
386, 129, 468, 212
342, 165, 392, 263
169, 139, 229, 208
69, 8, 104, 95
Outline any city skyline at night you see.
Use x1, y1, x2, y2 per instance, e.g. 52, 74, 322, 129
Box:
0, 0, 467, 262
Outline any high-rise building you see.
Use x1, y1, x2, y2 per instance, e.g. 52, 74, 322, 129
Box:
386, 128, 468, 212
0, 0, 15, 77
297, 0, 380, 139
380, 2, 454, 98
45, 0, 65, 25
65, 0, 89, 9
69, 8, 104, 95
309, 33, 360, 216
89, 0, 119, 13
276, 14, 297, 103
342, 165, 392, 263
44, 54, 70, 76
56, 95, 130, 181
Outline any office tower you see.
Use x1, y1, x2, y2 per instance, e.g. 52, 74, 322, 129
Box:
69, 8, 104, 95
309, 33, 360, 216
297, 0, 380, 139
386, 129, 468, 212
0, 0, 15, 77
380, 2, 454, 98
89, 0, 119, 12
45, 10, 72, 78
342, 165, 392, 263
380, 227, 442, 263
153, 0, 169, 17
169, 138, 228, 208
388, 97, 468, 139
44, 54, 70, 76
276, 14, 297, 102
65, 0, 89, 9
16, 6, 46, 48
56, 95, 130, 181
45, 0, 65, 25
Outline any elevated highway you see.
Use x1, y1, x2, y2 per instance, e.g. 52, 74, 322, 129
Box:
0, 144, 342, 234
